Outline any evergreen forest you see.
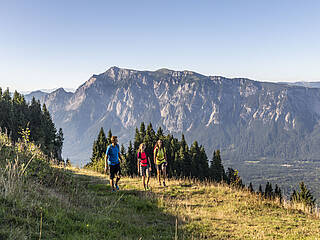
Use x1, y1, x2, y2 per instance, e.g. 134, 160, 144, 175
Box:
0, 88, 64, 161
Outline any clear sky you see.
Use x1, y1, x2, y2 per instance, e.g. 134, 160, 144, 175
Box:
1, 0, 319, 92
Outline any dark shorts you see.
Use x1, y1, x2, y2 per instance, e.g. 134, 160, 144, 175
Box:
156, 162, 167, 172
109, 163, 121, 179
140, 165, 150, 177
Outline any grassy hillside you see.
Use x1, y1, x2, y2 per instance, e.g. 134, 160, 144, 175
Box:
1, 132, 320, 239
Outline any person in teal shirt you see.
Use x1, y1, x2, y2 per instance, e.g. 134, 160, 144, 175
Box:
105, 136, 123, 191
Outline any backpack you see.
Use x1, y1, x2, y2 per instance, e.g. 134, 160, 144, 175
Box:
138, 152, 148, 167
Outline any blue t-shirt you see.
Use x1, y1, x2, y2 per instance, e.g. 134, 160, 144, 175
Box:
106, 144, 120, 165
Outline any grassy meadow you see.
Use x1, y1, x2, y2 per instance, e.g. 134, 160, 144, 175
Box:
4, 165, 320, 239
1, 129, 320, 239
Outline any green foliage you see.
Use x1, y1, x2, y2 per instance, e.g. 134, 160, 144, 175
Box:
226, 168, 244, 189
290, 182, 316, 208
85, 128, 108, 173
88, 122, 229, 182
210, 150, 226, 182
123, 141, 137, 176
0, 88, 63, 162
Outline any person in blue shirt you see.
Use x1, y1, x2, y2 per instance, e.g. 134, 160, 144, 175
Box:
105, 136, 123, 191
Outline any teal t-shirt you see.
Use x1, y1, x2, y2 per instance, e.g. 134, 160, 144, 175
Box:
106, 144, 120, 165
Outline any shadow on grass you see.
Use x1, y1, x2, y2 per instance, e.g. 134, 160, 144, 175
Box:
63, 170, 187, 239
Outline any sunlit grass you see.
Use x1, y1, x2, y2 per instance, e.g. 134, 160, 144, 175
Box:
67, 167, 320, 239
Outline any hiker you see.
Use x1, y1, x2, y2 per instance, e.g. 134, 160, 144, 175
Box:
154, 139, 167, 186
105, 136, 123, 192
137, 143, 152, 190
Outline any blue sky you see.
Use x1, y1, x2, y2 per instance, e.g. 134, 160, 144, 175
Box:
1, 0, 319, 92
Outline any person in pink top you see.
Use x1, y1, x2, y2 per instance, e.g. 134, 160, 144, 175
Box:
137, 143, 152, 190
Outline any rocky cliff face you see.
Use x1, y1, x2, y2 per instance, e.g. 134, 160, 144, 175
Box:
40, 67, 320, 166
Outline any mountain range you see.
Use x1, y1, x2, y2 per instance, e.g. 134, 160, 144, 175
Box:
26, 67, 320, 196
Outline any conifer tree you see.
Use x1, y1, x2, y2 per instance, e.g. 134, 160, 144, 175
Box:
210, 150, 225, 182
41, 104, 57, 157
120, 144, 129, 175
88, 127, 107, 169
264, 182, 273, 199
258, 184, 263, 196
134, 127, 142, 151
55, 128, 64, 161
139, 122, 146, 140
290, 182, 316, 208
248, 182, 254, 193
226, 168, 243, 188
144, 123, 156, 166
274, 184, 282, 203
198, 146, 209, 178
156, 126, 164, 140
107, 129, 112, 146
190, 141, 201, 177
126, 141, 137, 176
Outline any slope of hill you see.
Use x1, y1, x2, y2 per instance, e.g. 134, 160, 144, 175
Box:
1, 158, 320, 239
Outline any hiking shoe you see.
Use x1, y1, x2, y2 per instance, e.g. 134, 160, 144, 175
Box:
146, 186, 150, 191
111, 189, 116, 192
115, 184, 119, 190
163, 181, 166, 187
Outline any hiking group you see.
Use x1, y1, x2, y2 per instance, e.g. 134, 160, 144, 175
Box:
105, 136, 167, 191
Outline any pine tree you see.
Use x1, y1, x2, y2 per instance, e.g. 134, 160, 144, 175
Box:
226, 168, 243, 188
107, 129, 112, 146
258, 184, 263, 196
120, 144, 129, 175
190, 141, 201, 177
274, 184, 282, 203
126, 141, 137, 176
55, 128, 64, 162
210, 150, 225, 182
139, 122, 146, 140
291, 182, 316, 208
134, 127, 142, 152
156, 126, 164, 140
248, 182, 254, 193
144, 123, 156, 167
87, 127, 107, 171
41, 104, 57, 157
264, 182, 273, 199
198, 146, 209, 178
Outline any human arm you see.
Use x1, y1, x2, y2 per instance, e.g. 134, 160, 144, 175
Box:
104, 154, 108, 174
104, 146, 109, 174
137, 152, 141, 174
153, 148, 157, 165
148, 157, 152, 171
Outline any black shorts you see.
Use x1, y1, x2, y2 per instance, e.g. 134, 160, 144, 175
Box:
109, 163, 121, 179
156, 162, 167, 172
140, 165, 150, 177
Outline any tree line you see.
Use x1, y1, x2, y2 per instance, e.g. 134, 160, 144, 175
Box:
86, 122, 226, 181
87, 122, 316, 209
0, 88, 63, 161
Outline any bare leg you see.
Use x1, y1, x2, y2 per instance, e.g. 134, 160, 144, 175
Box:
157, 168, 161, 185
146, 172, 150, 189
115, 175, 120, 186
142, 175, 146, 190
162, 166, 167, 186
110, 179, 115, 191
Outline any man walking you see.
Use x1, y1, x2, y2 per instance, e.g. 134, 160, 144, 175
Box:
105, 136, 122, 191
